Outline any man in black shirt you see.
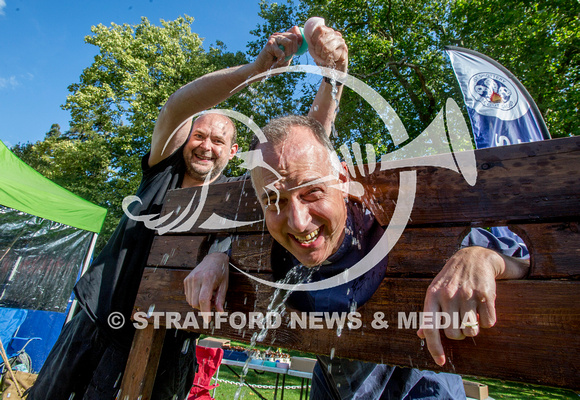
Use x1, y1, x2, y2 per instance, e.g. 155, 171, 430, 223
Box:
29, 24, 348, 400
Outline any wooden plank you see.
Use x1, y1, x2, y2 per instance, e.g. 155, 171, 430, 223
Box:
387, 222, 580, 278
119, 324, 166, 400
147, 236, 206, 268
147, 234, 273, 273
386, 226, 468, 276
513, 222, 580, 278
157, 137, 580, 234
147, 224, 578, 278
230, 234, 273, 273
358, 136, 580, 227
161, 178, 264, 233
133, 268, 580, 390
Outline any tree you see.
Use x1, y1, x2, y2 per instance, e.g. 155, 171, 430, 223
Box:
450, 0, 580, 137
16, 15, 305, 248
64, 16, 245, 191
251, 0, 578, 156
12, 125, 118, 243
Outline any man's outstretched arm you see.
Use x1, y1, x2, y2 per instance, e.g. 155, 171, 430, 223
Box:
149, 29, 304, 167
181, 28, 318, 316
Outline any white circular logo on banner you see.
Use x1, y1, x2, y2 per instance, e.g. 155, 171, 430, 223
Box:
468, 72, 523, 117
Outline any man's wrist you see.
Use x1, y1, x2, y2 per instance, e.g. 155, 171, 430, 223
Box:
208, 236, 232, 256
324, 76, 343, 86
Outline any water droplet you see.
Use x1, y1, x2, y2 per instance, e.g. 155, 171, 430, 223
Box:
147, 304, 155, 318
113, 373, 122, 388
181, 338, 190, 354
330, 348, 335, 359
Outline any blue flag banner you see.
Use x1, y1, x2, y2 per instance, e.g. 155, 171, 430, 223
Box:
445, 46, 550, 149
446, 46, 551, 255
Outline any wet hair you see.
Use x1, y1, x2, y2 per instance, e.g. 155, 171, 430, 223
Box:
248, 115, 342, 199
249, 115, 332, 154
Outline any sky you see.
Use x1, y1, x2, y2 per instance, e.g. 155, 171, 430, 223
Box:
0, 0, 265, 148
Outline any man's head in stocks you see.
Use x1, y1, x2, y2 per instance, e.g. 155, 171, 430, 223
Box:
249, 115, 387, 312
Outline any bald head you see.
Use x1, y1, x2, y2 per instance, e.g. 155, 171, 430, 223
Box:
193, 113, 237, 146
181, 113, 239, 187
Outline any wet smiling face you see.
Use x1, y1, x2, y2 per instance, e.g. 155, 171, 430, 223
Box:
182, 114, 238, 184
251, 126, 348, 267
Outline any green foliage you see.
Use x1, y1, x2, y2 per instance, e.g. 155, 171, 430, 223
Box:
251, 0, 578, 154
13, 5, 578, 246
250, 0, 460, 154
12, 124, 119, 242
450, 0, 580, 138
65, 16, 221, 192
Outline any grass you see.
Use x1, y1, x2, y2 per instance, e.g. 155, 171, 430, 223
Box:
466, 376, 579, 400
212, 364, 309, 400
209, 340, 579, 400
211, 369, 579, 400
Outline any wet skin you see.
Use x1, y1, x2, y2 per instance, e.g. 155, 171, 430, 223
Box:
252, 126, 348, 267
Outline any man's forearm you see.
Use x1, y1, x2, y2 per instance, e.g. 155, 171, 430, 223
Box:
157, 63, 261, 135
308, 78, 344, 136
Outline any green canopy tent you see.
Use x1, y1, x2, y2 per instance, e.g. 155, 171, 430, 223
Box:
0, 139, 106, 234
0, 138, 107, 370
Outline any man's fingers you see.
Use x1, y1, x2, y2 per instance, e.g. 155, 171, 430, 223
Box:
266, 36, 286, 61
276, 36, 297, 58
476, 292, 497, 329
215, 279, 229, 313
198, 279, 216, 314
421, 295, 446, 366
184, 274, 199, 307
420, 325, 446, 366
309, 28, 346, 64
460, 309, 480, 337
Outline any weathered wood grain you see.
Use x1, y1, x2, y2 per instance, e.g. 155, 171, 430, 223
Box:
514, 222, 580, 278
358, 136, 580, 227
156, 136, 580, 234
122, 137, 580, 398
147, 236, 205, 268
118, 324, 165, 400
134, 268, 580, 390
147, 221, 579, 278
